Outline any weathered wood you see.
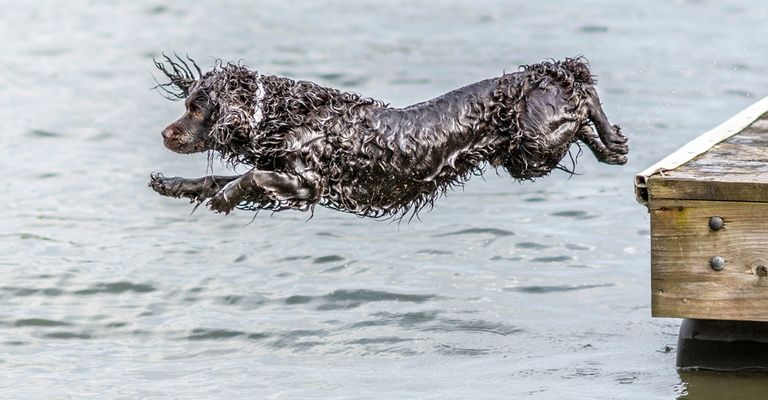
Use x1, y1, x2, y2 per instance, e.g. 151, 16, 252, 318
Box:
646, 114, 768, 202
637, 98, 768, 323
648, 177, 768, 203
636, 97, 768, 204
650, 199, 768, 321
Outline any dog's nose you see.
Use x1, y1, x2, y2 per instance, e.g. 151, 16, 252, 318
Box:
161, 127, 175, 141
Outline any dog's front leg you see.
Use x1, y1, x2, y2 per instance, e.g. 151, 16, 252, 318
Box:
207, 169, 320, 214
149, 173, 240, 202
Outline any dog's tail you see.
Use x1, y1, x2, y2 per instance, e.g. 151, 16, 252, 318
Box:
519, 57, 595, 86
561, 57, 595, 85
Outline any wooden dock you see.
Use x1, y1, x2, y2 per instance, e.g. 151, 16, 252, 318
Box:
636, 97, 768, 370
636, 96, 768, 322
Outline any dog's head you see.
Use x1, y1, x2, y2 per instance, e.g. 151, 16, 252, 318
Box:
153, 55, 216, 154
154, 56, 265, 160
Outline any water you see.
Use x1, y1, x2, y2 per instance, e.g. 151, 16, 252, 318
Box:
1, 0, 767, 398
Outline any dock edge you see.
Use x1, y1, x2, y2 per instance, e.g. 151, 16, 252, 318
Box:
634, 95, 768, 206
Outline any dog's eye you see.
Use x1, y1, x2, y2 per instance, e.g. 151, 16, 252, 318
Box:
192, 109, 204, 118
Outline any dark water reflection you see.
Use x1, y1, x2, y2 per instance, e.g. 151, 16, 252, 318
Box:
2, 0, 768, 398
678, 371, 768, 399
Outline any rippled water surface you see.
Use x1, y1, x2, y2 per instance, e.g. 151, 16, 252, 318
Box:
3, 1, 768, 398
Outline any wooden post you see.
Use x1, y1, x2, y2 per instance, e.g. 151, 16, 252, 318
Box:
636, 96, 768, 370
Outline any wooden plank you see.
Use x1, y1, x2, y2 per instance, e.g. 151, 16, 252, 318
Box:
650, 199, 768, 321
647, 176, 768, 203
645, 115, 768, 202
667, 123, 768, 181
635, 96, 768, 205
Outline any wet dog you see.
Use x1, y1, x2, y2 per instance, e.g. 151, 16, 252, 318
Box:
149, 56, 628, 218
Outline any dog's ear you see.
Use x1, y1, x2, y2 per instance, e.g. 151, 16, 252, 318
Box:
152, 53, 203, 100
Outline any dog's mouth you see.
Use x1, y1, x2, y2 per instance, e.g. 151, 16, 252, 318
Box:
164, 138, 208, 154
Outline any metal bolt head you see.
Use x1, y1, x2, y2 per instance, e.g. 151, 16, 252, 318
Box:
709, 216, 724, 231
710, 256, 726, 271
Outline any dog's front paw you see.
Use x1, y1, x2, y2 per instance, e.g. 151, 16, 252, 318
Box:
149, 173, 200, 202
207, 180, 242, 215
149, 173, 183, 197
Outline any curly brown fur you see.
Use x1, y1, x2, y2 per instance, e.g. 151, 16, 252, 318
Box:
149, 56, 628, 219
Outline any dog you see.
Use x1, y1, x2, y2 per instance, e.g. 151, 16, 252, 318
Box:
149, 55, 628, 219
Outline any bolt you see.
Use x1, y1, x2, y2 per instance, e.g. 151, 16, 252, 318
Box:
757, 265, 768, 278
710, 256, 726, 271
709, 216, 724, 231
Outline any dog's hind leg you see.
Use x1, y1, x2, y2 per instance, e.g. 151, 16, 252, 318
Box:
207, 169, 321, 214
505, 84, 589, 178
576, 126, 627, 165
519, 84, 584, 148
149, 173, 239, 202
584, 86, 629, 155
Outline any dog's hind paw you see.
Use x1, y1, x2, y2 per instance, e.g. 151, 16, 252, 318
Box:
577, 126, 629, 166
605, 125, 629, 154
602, 152, 628, 165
